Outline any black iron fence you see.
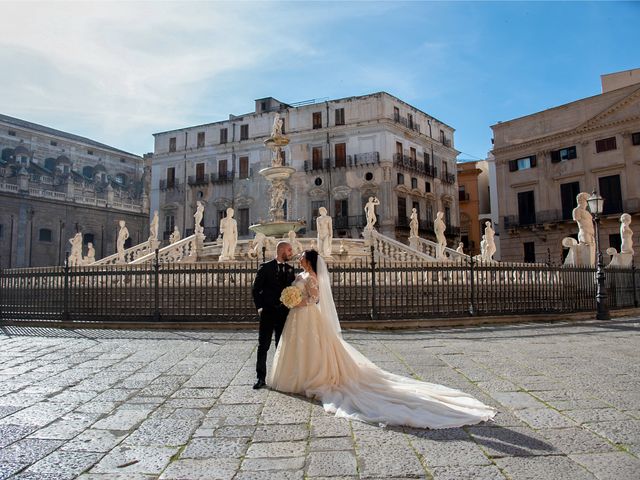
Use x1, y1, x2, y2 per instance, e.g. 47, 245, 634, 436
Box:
1, 253, 638, 325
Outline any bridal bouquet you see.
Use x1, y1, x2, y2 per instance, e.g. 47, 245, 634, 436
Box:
280, 286, 303, 309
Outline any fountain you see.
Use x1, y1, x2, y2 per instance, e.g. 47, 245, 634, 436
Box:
249, 112, 304, 237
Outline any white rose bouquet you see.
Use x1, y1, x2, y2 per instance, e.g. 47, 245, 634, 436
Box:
280, 286, 303, 309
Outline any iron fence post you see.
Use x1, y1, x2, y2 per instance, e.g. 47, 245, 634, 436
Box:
469, 256, 476, 316
0, 257, 3, 322
62, 252, 69, 321
370, 246, 377, 320
632, 262, 638, 308
153, 248, 160, 322
262, 246, 266, 264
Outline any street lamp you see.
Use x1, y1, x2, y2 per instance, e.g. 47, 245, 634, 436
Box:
587, 190, 610, 320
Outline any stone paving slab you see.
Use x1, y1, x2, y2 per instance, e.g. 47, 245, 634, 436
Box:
0, 317, 639, 479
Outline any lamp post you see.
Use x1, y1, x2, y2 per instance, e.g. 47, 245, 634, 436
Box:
587, 191, 610, 320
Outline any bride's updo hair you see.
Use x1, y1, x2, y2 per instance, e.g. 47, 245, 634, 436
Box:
303, 249, 319, 273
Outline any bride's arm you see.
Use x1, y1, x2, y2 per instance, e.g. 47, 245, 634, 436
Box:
295, 275, 320, 307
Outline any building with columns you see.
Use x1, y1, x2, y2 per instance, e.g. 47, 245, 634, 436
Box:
0, 114, 149, 267
490, 69, 640, 264
151, 92, 460, 245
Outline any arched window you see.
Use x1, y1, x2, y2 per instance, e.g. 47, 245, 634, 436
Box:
2, 148, 15, 162
39, 228, 53, 242
82, 166, 94, 179
44, 158, 56, 171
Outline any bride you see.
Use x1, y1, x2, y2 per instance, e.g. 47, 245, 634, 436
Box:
268, 249, 497, 429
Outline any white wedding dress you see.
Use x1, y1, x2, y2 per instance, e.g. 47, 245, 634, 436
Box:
267, 258, 497, 429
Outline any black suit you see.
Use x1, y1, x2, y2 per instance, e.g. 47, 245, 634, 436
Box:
252, 259, 295, 382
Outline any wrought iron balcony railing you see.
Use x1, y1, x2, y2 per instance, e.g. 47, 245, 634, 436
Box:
441, 172, 456, 184
392, 114, 421, 134
159, 178, 179, 191
393, 154, 438, 178
188, 175, 209, 186
304, 152, 380, 172
210, 171, 235, 184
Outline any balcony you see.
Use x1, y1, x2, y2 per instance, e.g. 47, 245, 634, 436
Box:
188, 175, 209, 186
393, 114, 421, 134
393, 154, 438, 178
159, 178, 180, 191
441, 137, 452, 147
304, 152, 379, 172
210, 171, 235, 184
441, 172, 456, 184
503, 209, 564, 229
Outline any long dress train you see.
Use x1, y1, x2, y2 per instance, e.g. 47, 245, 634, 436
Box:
268, 267, 497, 429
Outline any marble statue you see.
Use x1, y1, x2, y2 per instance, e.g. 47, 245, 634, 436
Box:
434, 211, 446, 258
271, 112, 284, 138
250, 232, 267, 259
68, 232, 83, 266
84, 242, 96, 264
409, 208, 419, 239
573, 192, 595, 263
287, 230, 303, 255
116, 220, 129, 263
219, 207, 238, 261
149, 211, 159, 241
620, 213, 634, 255
480, 235, 487, 260
364, 197, 380, 230
563, 192, 595, 266
607, 213, 634, 268
169, 226, 181, 244
194, 201, 205, 236
456, 242, 464, 254
316, 207, 333, 257
483, 221, 496, 262
270, 181, 287, 213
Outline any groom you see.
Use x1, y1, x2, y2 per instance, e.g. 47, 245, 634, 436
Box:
251, 241, 295, 389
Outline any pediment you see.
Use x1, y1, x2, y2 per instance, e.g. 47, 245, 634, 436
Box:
576, 86, 640, 133
308, 186, 327, 199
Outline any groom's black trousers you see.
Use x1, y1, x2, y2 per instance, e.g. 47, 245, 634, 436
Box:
256, 306, 289, 382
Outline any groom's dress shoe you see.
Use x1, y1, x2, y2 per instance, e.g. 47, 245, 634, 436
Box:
253, 379, 266, 390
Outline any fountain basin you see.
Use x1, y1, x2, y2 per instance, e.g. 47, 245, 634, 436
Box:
259, 166, 296, 181
249, 221, 305, 237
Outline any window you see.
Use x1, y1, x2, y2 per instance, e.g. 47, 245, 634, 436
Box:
313, 112, 322, 129
311, 201, 326, 231
412, 201, 420, 220
0, 224, 3, 238
596, 136, 617, 153
523, 242, 536, 263
279, 150, 286, 165
169, 137, 176, 152
280, 118, 285, 134
239, 156, 249, 179
83, 233, 94, 245
408, 113, 414, 129
196, 163, 205, 182
261, 101, 267, 111
334, 143, 346, 168
410, 147, 417, 161
166, 167, 175, 188
218, 159, 228, 178
397, 197, 407, 220
335, 108, 345, 126
425, 181, 431, 193
599, 175, 623, 215
314, 177, 322, 186
238, 208, 249, 236
609, 234, 622, 254
632, 132, 640, 146
312, 147, 323, 170
551, 145, 577, 163
165, 215, 175, 235
365, 172, 373, 181
87, 150, 94, 155
518, 190, 536, 225
393, 106, 400, 121
440, 130, 445, 143
8, 130, 16, 136
120, 158, 126, 163
426, 204, 433, 223
443, 162, 449, 176
197, 132, 205, 148
220, 128, 228, 144
50, 140, 57, 146
396, 142, 403, 158
445, 206, 451, 226
459, 185, 468, 201
560, 181, 580, 220
424, 152, 431, 165
397, 173, 404, 185
82, 166, 94, 179
240, 124, 249, 140
509, 155, 537, 171
411, 177, 418, 189
39, 228, 52, 242
114, 173, 127, 186
335, 199, 348, 217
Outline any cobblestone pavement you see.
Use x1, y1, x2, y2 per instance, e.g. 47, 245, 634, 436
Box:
0, 317, 639, 479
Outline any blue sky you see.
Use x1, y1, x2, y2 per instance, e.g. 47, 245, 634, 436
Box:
1, 1, 638, 160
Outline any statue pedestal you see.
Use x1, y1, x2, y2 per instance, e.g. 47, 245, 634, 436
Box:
609, 252, 633, 268
564, 243, 593, 266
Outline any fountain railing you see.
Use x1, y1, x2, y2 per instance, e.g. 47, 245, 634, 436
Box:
411, 236, 470, 262
367, 230, 435, 263
91, 240, 154, 266
131, 235, 199, 264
